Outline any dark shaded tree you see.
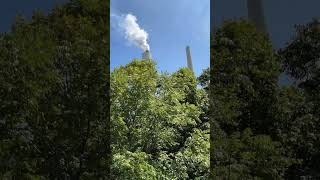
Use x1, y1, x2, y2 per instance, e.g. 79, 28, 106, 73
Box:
0, 0, 110, 179
210, 20, 295, 179
280, 19, 320, 179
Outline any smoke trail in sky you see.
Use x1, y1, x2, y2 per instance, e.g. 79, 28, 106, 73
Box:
112, 13, 150, 51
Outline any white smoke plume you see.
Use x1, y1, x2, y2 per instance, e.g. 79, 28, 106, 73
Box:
118, 14, 150, 51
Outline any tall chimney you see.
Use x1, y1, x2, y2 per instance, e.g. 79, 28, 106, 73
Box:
247, 0, 267, 33
186, 46, 194, 72
142, 50, 152, 60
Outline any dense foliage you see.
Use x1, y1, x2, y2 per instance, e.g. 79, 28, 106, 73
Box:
210, 19, 320, 179
110, 60, 209, 179
0, 0, 110, 179
1, 1, 320, 179
279, 19, 320, 178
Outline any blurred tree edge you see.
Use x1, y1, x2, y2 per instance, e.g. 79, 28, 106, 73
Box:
0, 0, 110, 179
210, 19, 320, 179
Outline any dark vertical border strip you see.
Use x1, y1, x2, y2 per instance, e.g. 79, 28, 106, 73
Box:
209, 0, 215, 179
106, 0, 111, 178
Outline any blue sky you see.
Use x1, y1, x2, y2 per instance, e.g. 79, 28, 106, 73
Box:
111, 0, 210, 76
0, 0, 68, 33
212, 0, 320, 85
212, 0, 320, 49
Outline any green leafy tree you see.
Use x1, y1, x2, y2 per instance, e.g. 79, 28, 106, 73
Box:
210, 20, 294, 179
211, 19, 280, 134
0, 0, 110, 179
212, 128, 293, 179
280, 19, 320, 178
111, 59, 209, 179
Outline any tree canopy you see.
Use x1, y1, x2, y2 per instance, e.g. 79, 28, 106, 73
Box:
210, 19, 320, 179
1, 1, 320, 179
0, 0, 110, 179
111, 60, 210, 179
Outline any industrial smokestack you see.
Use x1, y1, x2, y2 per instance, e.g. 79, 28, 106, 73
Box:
247, 0, 267, 33
142, 50, 152, 60
186, 46, 194, 72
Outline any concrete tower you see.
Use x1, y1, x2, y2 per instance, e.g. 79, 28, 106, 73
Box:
186, 46, 194, 72
142, 50, 152, 60
247, 0, 267, 33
